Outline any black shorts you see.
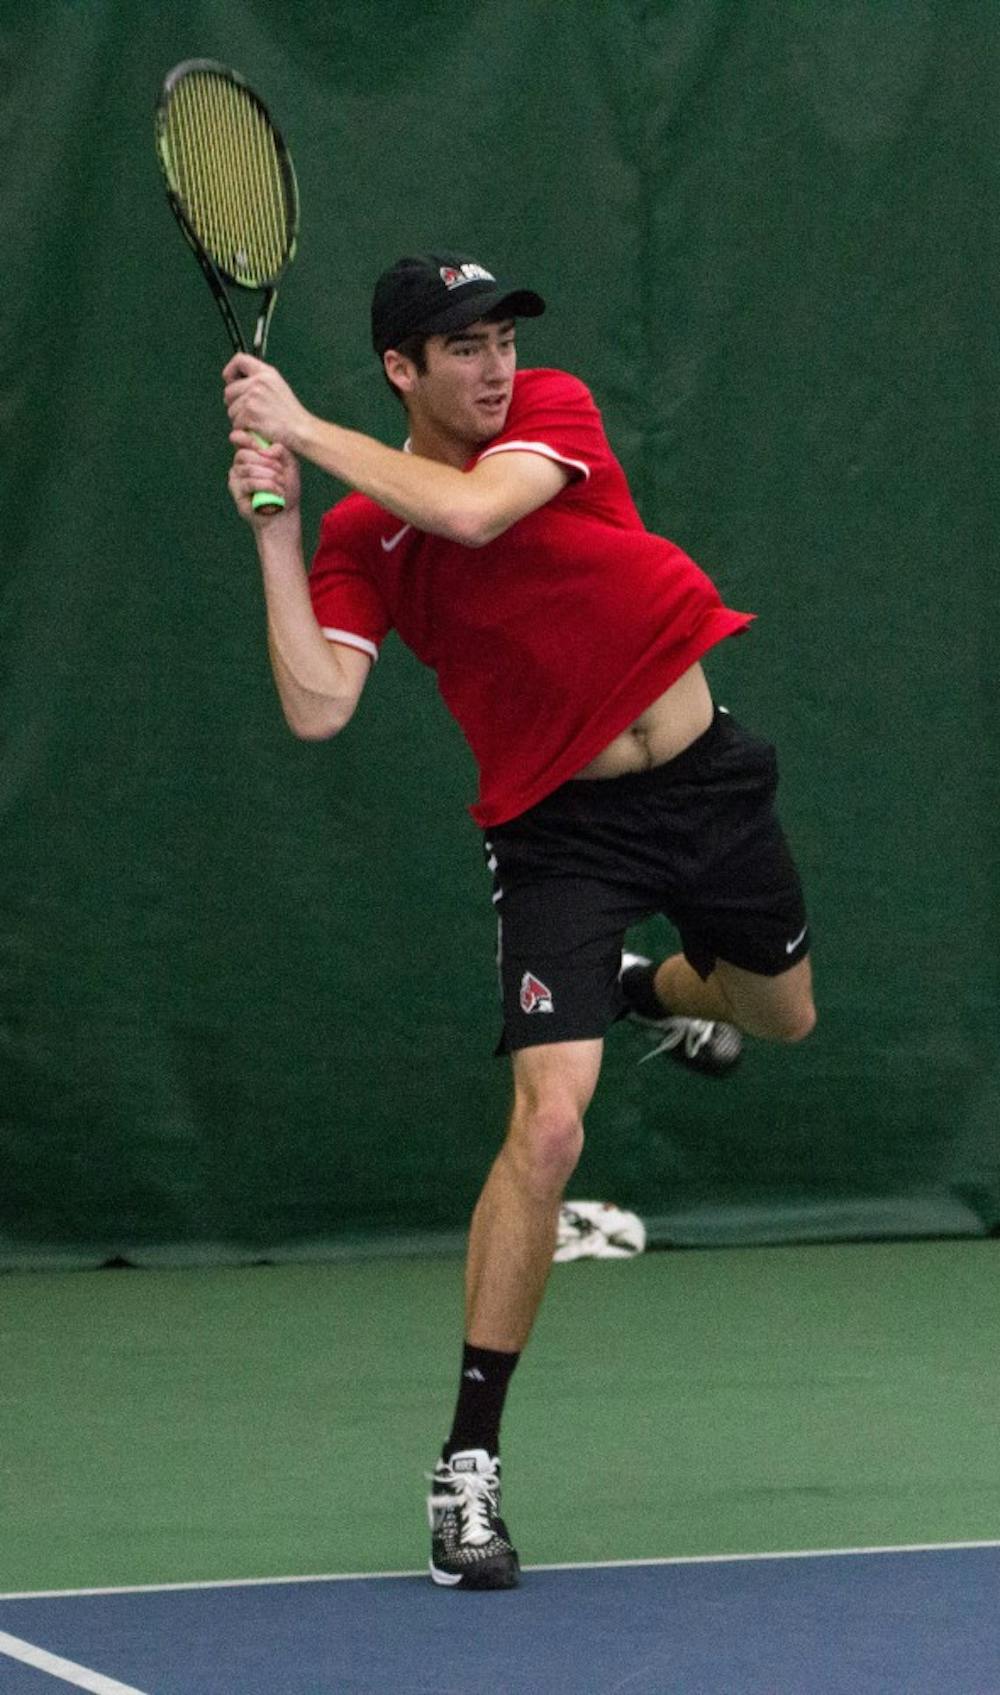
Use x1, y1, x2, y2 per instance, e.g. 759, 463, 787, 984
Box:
484, 708, 809, 1054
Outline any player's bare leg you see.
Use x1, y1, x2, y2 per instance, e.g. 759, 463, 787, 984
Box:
652, 951, 815, 1043
465, 1037, 603, 1350
711, 955, 815, 1043
649, 953, 742, 1025
428, 1038, 601, 1590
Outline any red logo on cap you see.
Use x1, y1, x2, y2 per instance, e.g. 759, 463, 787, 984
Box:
439, 262, 495, 291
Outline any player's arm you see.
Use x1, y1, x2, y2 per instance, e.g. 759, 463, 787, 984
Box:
295, 426, 569, 546
223, 355, 571, 545
229, 440, 371, 740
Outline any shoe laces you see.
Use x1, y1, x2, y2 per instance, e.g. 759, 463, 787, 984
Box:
430, 1460, 500, 1547
639, 1017, 717, 1064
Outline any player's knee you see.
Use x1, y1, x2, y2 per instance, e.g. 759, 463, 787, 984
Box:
507, 1099, 584, 1197
771, 999, 817, 1044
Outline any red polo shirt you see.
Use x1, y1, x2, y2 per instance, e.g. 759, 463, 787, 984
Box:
309, 368, 753, 826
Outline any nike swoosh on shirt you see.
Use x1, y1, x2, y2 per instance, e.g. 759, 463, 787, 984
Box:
381, 523, 412, 552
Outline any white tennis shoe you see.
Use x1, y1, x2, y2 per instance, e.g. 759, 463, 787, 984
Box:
620, 952, 742, 1075
428, 1449, 520, 1590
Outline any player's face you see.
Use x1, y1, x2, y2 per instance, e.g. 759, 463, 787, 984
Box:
411, 318, 518, 447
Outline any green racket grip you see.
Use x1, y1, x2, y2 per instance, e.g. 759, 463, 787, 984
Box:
250, 432, 285, 514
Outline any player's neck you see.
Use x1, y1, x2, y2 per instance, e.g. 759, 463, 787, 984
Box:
405, 412, 481, 469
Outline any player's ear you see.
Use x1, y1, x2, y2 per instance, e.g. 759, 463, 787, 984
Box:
383, 349, 417, 397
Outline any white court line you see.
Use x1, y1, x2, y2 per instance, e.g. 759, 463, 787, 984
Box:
0, 1628, 149, 1694
1, 1538, 999, 1600
534, 1537, 1000, 1574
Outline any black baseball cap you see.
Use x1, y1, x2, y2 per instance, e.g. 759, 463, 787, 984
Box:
371, 252, 545, 356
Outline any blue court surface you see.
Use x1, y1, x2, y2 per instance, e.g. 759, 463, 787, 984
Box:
2, 1542, 999, 1695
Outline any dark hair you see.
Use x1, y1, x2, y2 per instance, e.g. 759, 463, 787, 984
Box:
383, 332, 431, 404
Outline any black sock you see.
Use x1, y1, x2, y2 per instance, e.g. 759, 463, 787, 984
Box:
621, 960, 668, 1018
442, 1343, 521, 1460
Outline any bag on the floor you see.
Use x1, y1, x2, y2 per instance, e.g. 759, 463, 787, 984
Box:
554, 1201, 646, 1262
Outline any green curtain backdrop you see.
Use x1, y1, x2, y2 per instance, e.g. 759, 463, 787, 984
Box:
1, 0, 997, 1268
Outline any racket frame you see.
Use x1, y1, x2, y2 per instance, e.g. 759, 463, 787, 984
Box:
155, 59, 300, 509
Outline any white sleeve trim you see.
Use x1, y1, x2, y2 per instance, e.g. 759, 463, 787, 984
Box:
477, 439, 591, 481
321, 628, 379, 663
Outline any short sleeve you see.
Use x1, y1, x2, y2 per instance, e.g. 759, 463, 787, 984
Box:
472, 370, 608, 483
309, 505, 393, 663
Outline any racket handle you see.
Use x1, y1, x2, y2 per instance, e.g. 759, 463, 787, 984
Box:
250, 432, 285, 513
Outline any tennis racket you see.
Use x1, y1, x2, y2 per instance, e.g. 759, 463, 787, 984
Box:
155, 59, 299, 512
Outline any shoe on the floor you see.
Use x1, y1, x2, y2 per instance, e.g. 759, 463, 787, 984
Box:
428, 1448, 520, 1590
620, 951, 742, 1075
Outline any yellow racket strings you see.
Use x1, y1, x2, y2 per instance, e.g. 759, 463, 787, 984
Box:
164, 72, 291, 286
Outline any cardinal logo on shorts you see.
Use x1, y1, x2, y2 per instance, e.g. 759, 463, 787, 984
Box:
520, 971, 554, 1014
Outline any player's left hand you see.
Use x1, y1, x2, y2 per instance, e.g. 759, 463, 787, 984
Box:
228, 437, 301, 527
223, 353, 313, 452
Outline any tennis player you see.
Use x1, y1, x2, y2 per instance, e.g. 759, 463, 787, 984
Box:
224, 252, 816, 1590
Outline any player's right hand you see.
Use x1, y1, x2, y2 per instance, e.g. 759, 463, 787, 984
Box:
228, 436, 301, 526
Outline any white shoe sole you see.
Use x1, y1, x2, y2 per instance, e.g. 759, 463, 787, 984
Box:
429, 1560, 463, 1587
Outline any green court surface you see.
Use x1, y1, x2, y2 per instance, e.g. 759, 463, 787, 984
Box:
2, 1240, 998, 1596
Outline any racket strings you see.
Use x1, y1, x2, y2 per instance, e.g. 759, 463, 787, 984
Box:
162, 72, 293, 287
